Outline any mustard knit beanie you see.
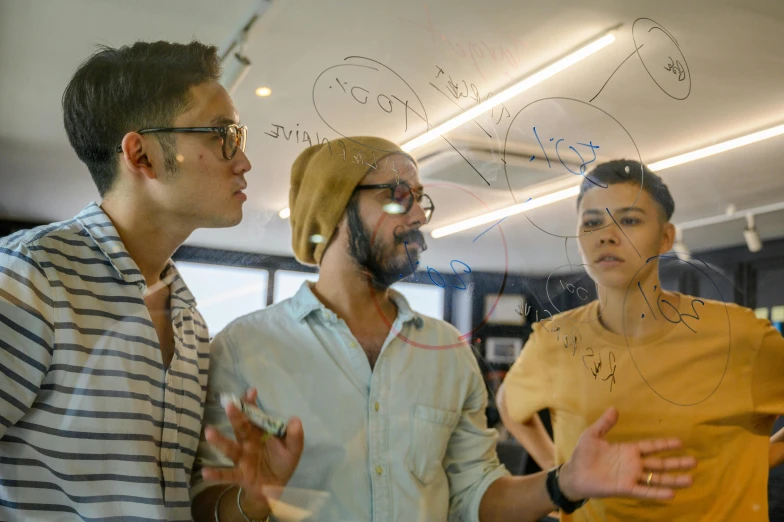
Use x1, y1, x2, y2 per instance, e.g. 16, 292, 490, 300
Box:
289, 136, 415, 265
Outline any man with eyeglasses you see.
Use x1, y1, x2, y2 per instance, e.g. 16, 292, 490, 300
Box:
0, 41, 252, 520
191, 136, 695, 522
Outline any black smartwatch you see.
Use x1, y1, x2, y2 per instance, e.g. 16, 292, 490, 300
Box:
545, 464, 588, 514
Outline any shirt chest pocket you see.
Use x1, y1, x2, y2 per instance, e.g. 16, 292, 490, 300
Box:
406, 404, 460, 485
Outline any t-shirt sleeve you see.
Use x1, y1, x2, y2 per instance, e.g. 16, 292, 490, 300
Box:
751, 312, 784, 417
0, 245, 55, 438
501, 323, 553, 424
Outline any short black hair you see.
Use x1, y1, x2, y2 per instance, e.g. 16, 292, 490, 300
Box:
577, 159, 675, 221
62, 41, 221, 196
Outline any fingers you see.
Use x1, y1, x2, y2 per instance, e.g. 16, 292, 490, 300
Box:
642, 454, 697, 471
586, 407, 619, 438
284, 417, 305, 455
205, 426, 242, 463
638, 471, 693, 489
637, 438, 684, 456
625, 468, 694, 500
243, 388, 258, 403
225, 401, 255, 441
202, 465, 244, 484
628, 483, 677, 500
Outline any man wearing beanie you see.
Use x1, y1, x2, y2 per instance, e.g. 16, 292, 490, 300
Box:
191, 137, 695, 522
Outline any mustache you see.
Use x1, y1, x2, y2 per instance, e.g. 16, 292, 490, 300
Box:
395, 227, 427, 251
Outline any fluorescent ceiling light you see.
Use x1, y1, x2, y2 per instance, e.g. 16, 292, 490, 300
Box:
649, 123, 784, 171
401, 32, 617, 153
431, 121, 784, 238
431, 185, 580, 238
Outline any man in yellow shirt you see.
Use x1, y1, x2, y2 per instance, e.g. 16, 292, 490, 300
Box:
498, 160, 784, 521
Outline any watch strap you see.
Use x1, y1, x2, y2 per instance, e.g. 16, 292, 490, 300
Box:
545, 464, 588, 514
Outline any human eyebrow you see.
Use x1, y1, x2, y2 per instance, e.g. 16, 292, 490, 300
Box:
208, 115, 239, 126
616, 206, 646, 215
581, 209, 603, 218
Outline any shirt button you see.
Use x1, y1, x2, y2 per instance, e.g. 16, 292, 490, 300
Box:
350, 341, 357, 348
374, 402, 379, 412
375, 465, 383, 475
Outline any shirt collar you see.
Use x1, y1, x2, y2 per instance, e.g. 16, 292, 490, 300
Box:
291, 281, 418, 325
74, 202, 196, 308
162, 262, 197, 310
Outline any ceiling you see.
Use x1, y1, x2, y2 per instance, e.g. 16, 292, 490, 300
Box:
1, 0, 783, 276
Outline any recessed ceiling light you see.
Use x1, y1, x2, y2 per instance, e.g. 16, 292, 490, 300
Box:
278, 207, 290, 219
255, 86, 272, 97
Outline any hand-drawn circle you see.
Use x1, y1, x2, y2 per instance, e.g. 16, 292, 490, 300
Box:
367, 182, 509, 350
502, 97, 645, 239
312, 56, 430, 153
545, 263, 606, 323
622, 255, 731, 406
632, 18, 691, 100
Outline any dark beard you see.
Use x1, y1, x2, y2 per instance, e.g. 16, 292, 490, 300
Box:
346, 197, 427, 289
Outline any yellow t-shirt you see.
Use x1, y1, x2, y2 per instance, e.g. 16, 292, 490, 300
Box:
503, 293, 784, 522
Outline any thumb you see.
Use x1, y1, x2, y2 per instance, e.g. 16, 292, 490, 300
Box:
586, 407, 619, 439
242, 387, 258, 403
284, 417, 305, 455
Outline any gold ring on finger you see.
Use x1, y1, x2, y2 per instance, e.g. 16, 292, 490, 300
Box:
646, 472, 653, 486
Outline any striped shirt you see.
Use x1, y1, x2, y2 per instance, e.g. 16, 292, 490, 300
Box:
0, 202, 210, 522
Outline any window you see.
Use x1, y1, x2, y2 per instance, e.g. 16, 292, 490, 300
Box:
175, 262, 268, 336
273, 270, 319, 303
392, 282, 445, 320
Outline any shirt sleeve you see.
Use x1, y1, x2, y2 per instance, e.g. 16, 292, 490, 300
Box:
446, 346, 510, 522
750, 311, 784, 417
189, 328, 250, 500
0, 244, 55, 438
501, 324, 552, 424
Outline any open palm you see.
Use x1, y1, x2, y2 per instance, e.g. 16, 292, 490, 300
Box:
563, 407, 696, 501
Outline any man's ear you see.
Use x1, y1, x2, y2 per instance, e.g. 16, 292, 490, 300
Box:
660, 221, 676, 254
118, 132, 158, 181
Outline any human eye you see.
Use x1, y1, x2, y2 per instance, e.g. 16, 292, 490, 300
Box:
393, 185, 411, 202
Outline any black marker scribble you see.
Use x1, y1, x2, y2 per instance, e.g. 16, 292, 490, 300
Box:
602, 352, 617, 391
606, 208, 642, 258
590, 45, 643, 103
633, 18, 691, 100
590, 18, 690, 102
312, 56, 430, 155
429, 82, 492, 137
503, 97, 646, 240
622, 255, 731, 406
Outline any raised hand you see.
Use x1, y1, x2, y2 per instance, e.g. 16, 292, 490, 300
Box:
559, 407, 696, 502
202, 388, 305, 518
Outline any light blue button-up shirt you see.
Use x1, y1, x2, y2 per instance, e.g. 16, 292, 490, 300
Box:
191, 282, 509, 521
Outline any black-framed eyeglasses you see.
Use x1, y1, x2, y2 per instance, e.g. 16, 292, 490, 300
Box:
114, 124, 248, 160
353, 181, 435, 224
